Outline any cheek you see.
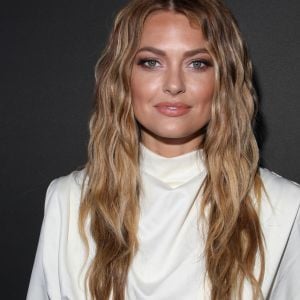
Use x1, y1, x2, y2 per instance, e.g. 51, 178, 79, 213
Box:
131, 70, 160, 107
189, 78, 214, 122
131, 76, 148, 120
190, 74, 215, 100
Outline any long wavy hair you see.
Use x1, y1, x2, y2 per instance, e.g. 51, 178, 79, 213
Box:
79, 0, 265, 299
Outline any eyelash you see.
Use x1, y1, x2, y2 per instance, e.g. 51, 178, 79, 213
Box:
137, 59, 161, 69
190, 60, 212, 69
137, 58, 212, 70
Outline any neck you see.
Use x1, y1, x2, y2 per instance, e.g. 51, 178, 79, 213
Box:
140, 130, 204, 158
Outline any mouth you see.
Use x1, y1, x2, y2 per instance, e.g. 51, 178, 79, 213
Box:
154, 102, 191, 117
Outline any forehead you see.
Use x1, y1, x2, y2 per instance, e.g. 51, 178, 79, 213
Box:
139, 10, 206, 49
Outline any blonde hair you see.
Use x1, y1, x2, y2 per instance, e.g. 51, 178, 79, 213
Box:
79, 0, 265, 299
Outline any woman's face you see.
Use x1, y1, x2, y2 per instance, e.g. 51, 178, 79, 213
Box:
131, 11, 215, 155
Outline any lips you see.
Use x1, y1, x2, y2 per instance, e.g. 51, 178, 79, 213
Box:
154, 102, 191, 117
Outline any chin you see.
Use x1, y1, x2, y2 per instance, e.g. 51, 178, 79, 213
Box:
152, 128, 202, 142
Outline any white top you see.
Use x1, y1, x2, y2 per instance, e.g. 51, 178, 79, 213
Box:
27, 146, 300, 300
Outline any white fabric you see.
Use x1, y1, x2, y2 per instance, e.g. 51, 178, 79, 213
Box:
27, 146, 300, 300
139, 144, 204, 188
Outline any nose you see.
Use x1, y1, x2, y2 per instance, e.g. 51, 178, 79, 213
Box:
163, 67, 186, 96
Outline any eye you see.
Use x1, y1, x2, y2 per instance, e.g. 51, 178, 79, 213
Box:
189, 59, 212, 70
137, 58, 161, 69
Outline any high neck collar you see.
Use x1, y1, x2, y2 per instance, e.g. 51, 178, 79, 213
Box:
140, 144, 205, 188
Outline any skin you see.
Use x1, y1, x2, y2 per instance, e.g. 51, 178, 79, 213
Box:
131, 11, 215, 157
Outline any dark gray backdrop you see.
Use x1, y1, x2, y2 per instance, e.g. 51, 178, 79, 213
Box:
1, 1, 299, 298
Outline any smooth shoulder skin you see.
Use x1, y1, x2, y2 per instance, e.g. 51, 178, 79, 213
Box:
26, 168, 300, 300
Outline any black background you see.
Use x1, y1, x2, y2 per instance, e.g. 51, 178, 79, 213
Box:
1, 1, 299, 298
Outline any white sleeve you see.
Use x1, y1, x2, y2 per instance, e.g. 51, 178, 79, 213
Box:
26, 179, 61, 300
268, 206, 300, 300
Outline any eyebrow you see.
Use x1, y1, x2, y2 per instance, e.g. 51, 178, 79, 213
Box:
136, 46, 209, 58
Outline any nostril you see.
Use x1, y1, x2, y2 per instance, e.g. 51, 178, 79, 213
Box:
163, 85, 186, 95
163, 73, 186, 95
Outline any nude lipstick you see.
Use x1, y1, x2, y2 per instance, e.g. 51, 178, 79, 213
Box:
154, 102, 191, 117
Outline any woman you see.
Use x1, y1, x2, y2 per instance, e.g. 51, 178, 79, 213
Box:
27, 0, 300, 299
